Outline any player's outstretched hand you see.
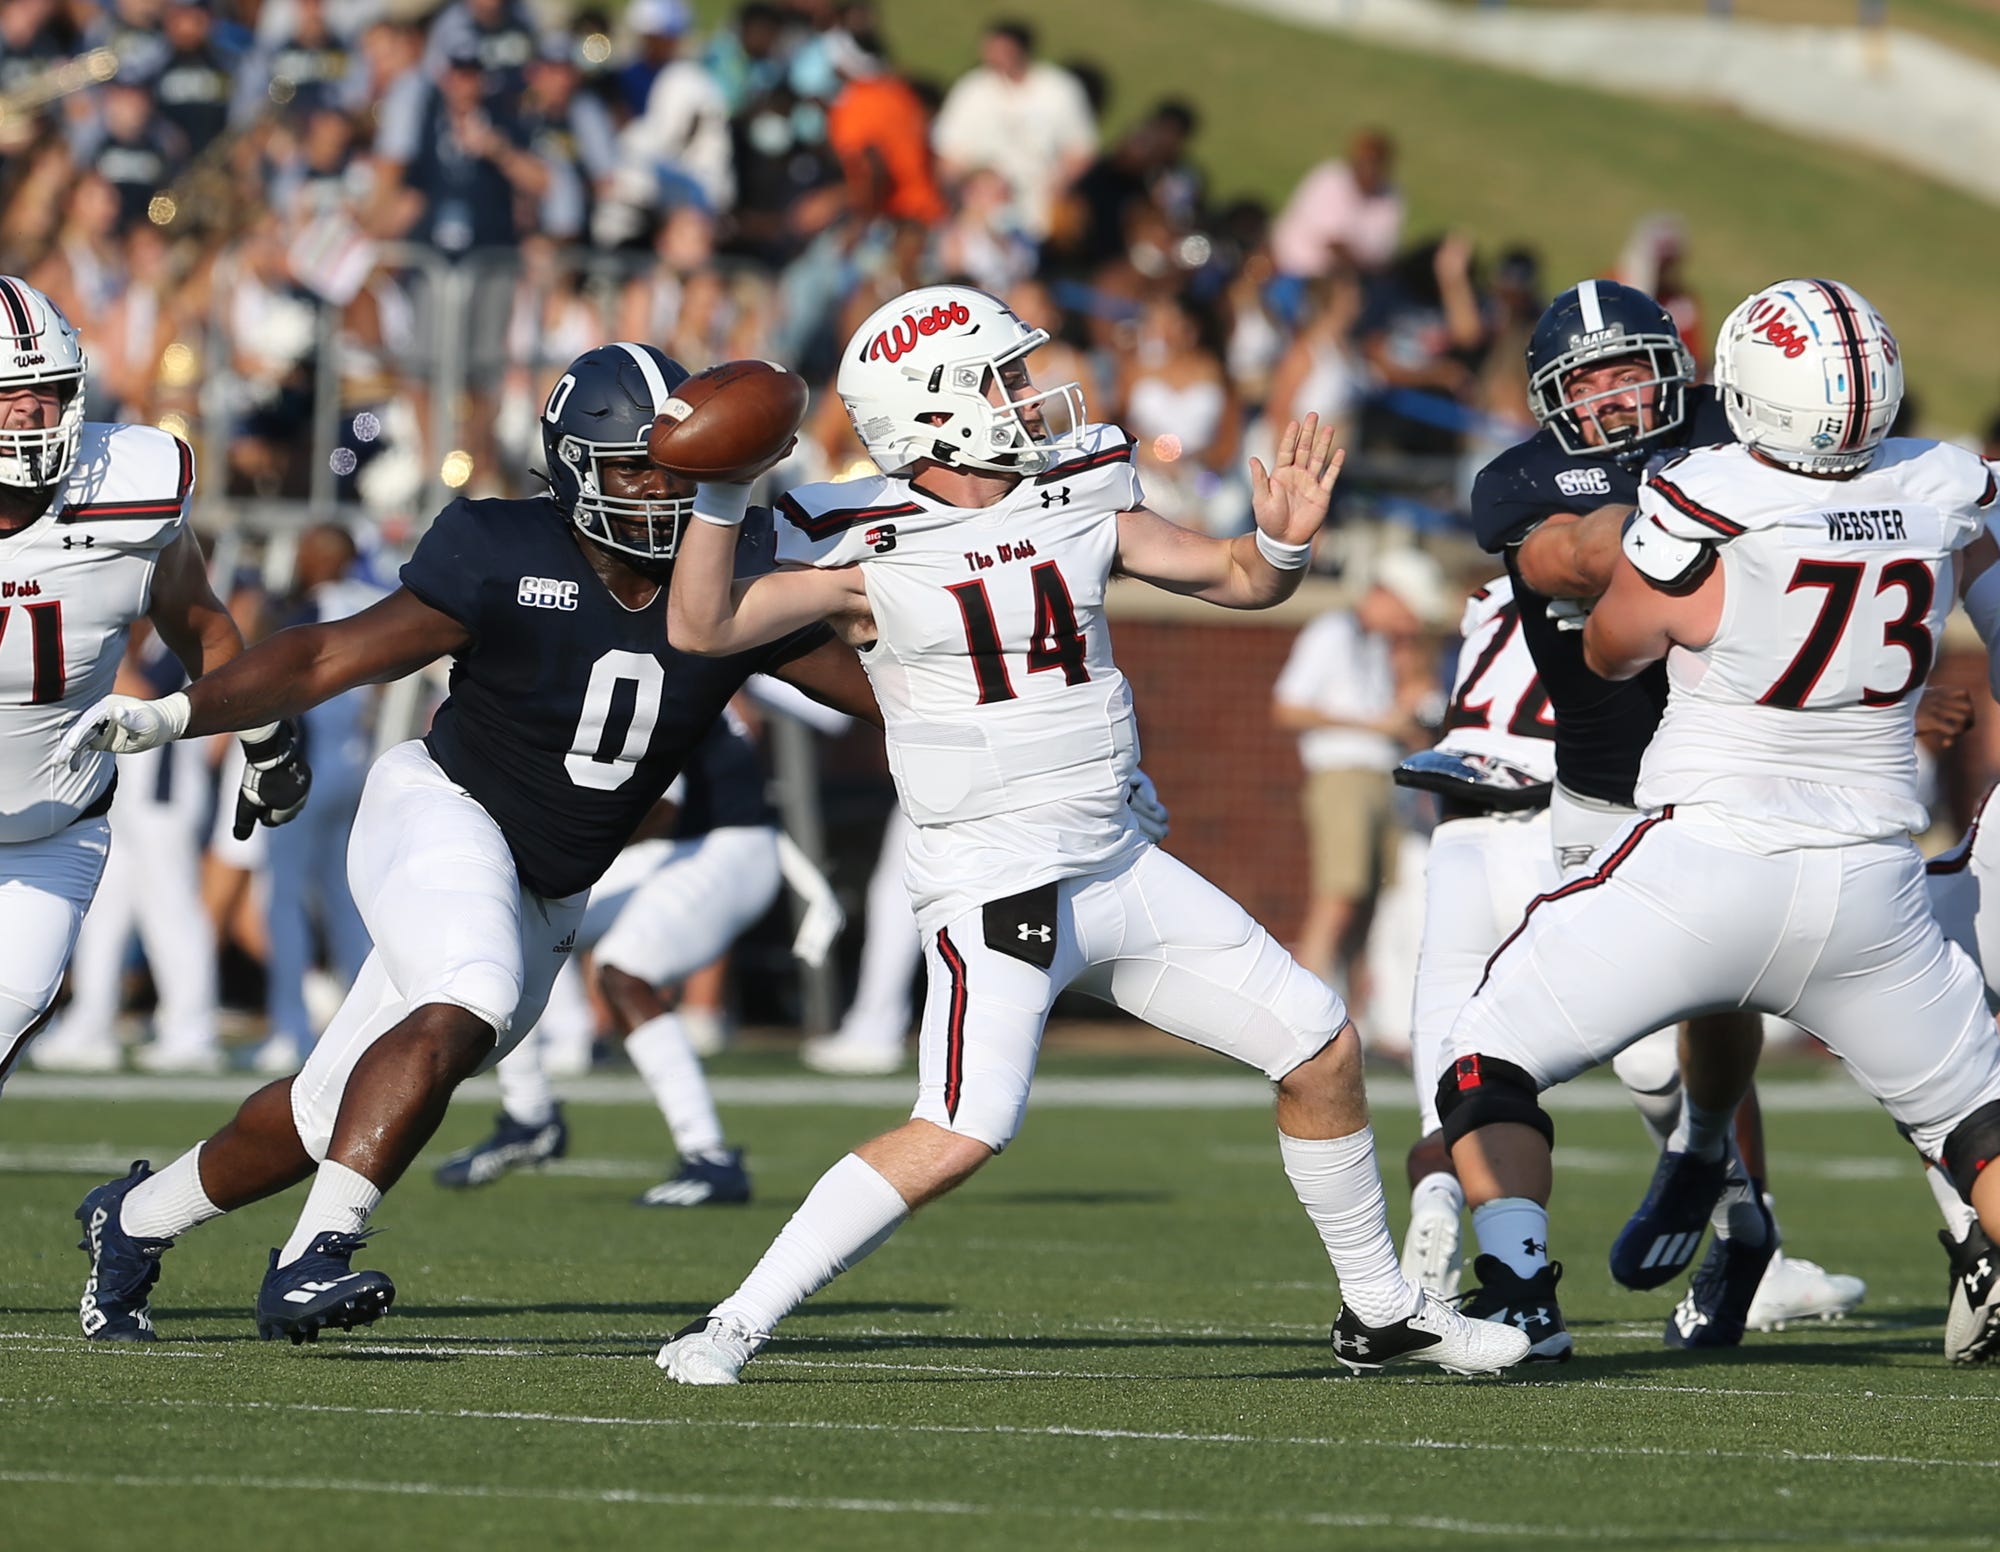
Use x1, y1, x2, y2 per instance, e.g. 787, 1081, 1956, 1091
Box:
59, 692, 192, 769
233, 721, 313, 840
1248, 413, 1345, 549
1917, 684, 1975, 749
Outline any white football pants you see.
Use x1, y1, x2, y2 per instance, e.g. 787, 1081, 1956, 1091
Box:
0, 816, 110, 1092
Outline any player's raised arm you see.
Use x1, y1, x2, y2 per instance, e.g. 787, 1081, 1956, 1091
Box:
1114, 414, 1344, 609
666, 486, 866, 656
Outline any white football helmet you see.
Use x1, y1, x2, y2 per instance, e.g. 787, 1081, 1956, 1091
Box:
835, 285, 1085, 476
1713, 278, 1901, 476
0, 276, 86, 490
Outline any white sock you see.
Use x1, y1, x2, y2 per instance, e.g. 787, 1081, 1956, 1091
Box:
119, 1145, 223, 1240
1669, 1096, 1733, 1161
1711, 1158, 1771, 1245
712, 1153, 909, 1335
626, 1013, 726, 1160
1279, 1127, 1418, 1327
1410, 1169, 1465, 1218
277, 1160, 382, 1267
1924, 1158, 1981, 1239
495, 1036, 559, 1130
1472, 1196, 1550, 1278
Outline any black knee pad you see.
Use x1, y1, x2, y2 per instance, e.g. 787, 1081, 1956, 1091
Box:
1942, 1098, 2000, 1203
1436, 1053, 1555, 1151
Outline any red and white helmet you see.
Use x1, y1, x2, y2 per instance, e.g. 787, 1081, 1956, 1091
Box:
1714, 278, 1901, 477
835, 285, 1085, 476
0, 276, 86, 490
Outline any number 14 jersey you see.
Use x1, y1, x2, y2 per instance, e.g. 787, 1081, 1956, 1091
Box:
778, 424, 1146, 933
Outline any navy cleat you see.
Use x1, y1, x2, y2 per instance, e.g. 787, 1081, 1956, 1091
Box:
634, 1147, 751, 1208
1458, 1255, 1573, 1362
75, 1161, 171, 1342
1664, 1193, 1777, 1350
254, 1230, 395, 1344
1943, 1222, 2000, 1364
1610, 1148, 1730, 1290
433, 1107, 568, 1189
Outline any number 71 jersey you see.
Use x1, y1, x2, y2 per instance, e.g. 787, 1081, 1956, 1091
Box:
776, 425, 1142, 829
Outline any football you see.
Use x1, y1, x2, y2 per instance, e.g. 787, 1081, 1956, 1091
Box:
646, 358, 810, 482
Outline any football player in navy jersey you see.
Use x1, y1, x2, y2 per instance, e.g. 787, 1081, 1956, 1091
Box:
1454, 281, 1865, 1350
59, 341, 882, 1344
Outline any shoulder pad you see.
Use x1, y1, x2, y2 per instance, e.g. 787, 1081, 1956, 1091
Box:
1470, 433, 1575, 552
1033, 423, 1138, 485
773, 479, 924, 567
1639, 451, 1747, 542
56, 424, 194, 547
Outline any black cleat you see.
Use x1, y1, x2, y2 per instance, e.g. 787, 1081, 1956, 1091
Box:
433, 1107, 568, 1189
1458, 1255, 1573, 1362
1610, 1149, 1729, 1290
1943, 1222, 2000, 1364
254, 1230, 395, 1344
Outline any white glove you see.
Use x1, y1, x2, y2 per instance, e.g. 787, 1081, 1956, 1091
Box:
1547, 597, 1593, 633
776, 833, 846, 969
61, 691, 192, 769
1126, 767, 1170, 843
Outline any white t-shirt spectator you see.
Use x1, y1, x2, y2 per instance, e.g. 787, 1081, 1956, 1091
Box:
932, 62, 1095, 240
1270, 160, 1403, 278
619, 57, 734, 212
1273, 610, 1400, 772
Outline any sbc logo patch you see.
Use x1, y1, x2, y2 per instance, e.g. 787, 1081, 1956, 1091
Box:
1554, 467, 1612, 499
517, 577, 580, 611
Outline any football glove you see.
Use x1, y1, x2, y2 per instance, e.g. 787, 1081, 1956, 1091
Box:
1546, 597, 1592, 633
234, 720, 312, 840
60, 690, 192, 768
1126, 768, 1170, 843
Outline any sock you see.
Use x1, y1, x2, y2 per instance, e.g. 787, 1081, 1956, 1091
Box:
1409, 1168, 1465, 1219
1669, 1096, 1733, 1161
1924, 1158, 1981, 1239
119, 1145, 223, 1240
1279, 1127, 1418, 1327
1472, 1196, 1550, 1279
277, 1160, 382, 1267
495, 1036, 559, 1130
1711, 1160, 1771, 1246
712, 1153, 909, 1335
626, 1013, 726, 1160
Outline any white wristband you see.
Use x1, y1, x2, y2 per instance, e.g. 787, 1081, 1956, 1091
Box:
239, 720, 282, 747
1254, 528, 1313, 571
692, 484, 751, 528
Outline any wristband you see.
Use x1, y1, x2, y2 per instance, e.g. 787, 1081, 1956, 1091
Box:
1254, 528, 1313, 571
154, 691, 194, 743
240, 720, 283, 749
692, 484, 751, 528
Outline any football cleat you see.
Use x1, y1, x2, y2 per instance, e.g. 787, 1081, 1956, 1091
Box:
1400, 1194, 1464, 1300
1331, 1290, 1531, 1376
75, 1161, 171, 1342
1745, 1251, 1866, 1331
28, 1025, 122, 1073
1664, 1194, 1776, 1349
657, 1314, 766, 1385
1943, 1222, 2000, 1365
1458, 1255, 1573, 1362
132, 1042, 225, 1076
1609, 1148, 1729, 1290
254, 1230, 395, 1344
800, 1031, 905, 1076
634, 1147, 751, 1208
433, 1107, 568, 1189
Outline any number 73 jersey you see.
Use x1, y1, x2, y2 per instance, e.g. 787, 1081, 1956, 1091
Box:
1633, 438, 1998, 849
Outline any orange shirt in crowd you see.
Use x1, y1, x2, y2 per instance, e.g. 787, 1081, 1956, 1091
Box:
828, 75, 947, 225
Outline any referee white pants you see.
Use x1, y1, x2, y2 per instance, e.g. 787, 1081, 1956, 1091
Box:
290, 742, 584, 1161
0, 817, 110, 1090
1447, 809, 2000, 1159
911, 844, 1342, 1152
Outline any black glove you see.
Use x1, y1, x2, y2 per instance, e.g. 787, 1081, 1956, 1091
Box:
234, 720, 312, 840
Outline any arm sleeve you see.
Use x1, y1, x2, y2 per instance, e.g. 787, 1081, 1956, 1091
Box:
398, 499, 489, 639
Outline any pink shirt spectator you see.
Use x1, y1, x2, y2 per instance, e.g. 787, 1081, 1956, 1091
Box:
1271, 134, 1403, 277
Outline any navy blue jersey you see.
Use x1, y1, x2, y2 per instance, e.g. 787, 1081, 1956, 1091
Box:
675, 715, 778, 839
400, 496, 825, 899
1468, 387, 1734, 805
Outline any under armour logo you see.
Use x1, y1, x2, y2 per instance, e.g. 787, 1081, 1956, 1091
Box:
1511, 1309, 1548, 1330
1524, 1237, 1547, 1257
62, 533, 95, 549
1017, 924, 1053, 943
1970, 1256, 1993, 1289
1333, 1332, 1369, 1356
1040, 486, 1071, 508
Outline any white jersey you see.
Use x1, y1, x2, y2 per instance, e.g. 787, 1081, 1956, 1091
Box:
1634, 439, 1996, 850
777, 423, 1145, 932
1434, 575, 1556, 782
0, 423, 192, 844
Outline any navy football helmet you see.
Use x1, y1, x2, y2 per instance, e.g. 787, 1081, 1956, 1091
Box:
541, 342, 693, 564
1526, 280, 1693, 460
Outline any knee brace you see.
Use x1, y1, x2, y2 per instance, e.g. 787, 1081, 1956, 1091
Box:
1942, 1098, 2000, 1202
1436, 1053, 1555, 1151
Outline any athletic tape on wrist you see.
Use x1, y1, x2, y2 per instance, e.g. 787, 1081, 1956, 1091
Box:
693, 484, 751, 528
1254, 528, 1313, 571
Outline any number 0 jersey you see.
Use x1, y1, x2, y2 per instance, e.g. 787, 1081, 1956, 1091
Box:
0, 422, 192, 844
777, 423, 1145, 933
1634, 439, 1997, 849
400, 496, 825, 899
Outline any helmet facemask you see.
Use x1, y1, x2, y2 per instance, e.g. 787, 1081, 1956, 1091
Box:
558, 434, 694, 567
1530, 335, 1693, 460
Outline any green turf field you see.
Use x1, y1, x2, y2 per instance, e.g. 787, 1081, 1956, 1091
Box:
2, 1051, 1991, 1552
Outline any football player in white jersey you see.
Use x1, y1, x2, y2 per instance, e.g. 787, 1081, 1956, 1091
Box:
654, 284, 1532, 1384
0, 277, 307, 1095
1439, 278, 2000, 1358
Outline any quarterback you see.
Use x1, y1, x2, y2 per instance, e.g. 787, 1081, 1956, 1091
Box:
0, 277, 306, 1096
656, 285, 1531, 1383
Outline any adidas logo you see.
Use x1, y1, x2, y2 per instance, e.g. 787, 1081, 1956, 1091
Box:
1639, 1231, 1702, 1272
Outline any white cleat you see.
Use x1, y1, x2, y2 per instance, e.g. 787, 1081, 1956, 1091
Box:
1400, 1197, 1463, 1300
1745, 1251, 1867, 1331
26, 1029, 122, 1073
801, 1032, 904, 1076
132, 1043, 225, 1076
658, 1315, 766, 1385
251, 1035, 304, 1076
1332, 1290, 1532, 1376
